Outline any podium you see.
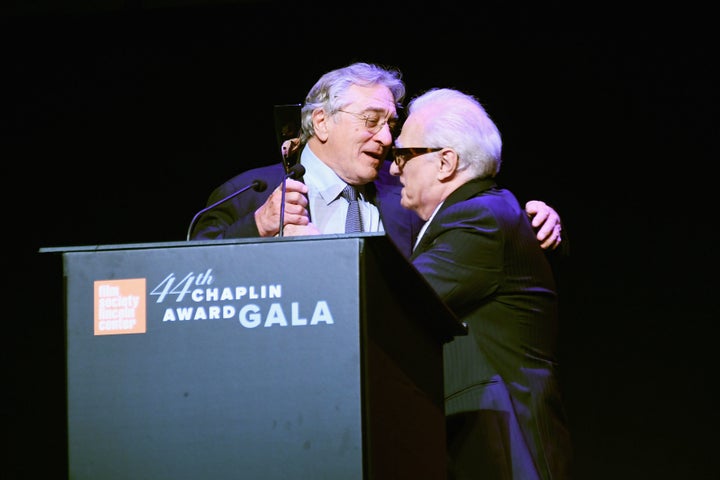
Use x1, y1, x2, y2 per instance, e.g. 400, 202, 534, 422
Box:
40, 233, 465, 480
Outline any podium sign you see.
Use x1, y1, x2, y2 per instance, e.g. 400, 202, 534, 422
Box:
42, 234, 464, 479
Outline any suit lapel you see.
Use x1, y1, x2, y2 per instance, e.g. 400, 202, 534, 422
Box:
411, 178, 497, 258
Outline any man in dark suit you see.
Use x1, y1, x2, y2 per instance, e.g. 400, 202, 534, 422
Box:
390, 87, 572, 479
190, 62, 563, 258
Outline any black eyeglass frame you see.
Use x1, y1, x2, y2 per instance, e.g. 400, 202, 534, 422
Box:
390, 147, 443, 168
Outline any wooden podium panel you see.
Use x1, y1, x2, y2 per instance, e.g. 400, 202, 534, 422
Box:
41, 234, 464, 480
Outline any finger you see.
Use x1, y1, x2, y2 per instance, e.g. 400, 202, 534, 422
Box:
540, 234, 559, 251
284, 179, 308, 194
282, 211, 310, 227
531, 209, 548, 228
282, 203, 309, 218
283, 191, 309, 207
538, 224, 562, 250
535, 219, 555, 242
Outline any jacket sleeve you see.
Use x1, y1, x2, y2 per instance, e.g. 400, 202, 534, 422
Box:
190, 165, 284, 240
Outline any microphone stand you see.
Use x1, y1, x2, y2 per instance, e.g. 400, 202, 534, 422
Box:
186, 180, 266, 241
278, 157, 305, 237
274, 104, 302, 237
279, 151, 290, 237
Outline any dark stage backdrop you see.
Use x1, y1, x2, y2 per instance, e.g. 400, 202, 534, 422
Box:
5, 1, 718, 479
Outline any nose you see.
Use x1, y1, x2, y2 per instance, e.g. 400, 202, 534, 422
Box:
389, 160, 400, 176
374, 121, 394, 145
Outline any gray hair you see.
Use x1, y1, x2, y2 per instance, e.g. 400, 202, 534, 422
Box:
408, 88, 502, 178
299, 62, 406, 144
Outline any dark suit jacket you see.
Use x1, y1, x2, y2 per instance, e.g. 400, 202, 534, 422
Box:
190, 158, 424, 259
411, 177, 572, 480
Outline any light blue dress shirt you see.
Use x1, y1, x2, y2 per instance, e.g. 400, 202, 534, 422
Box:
299, 146, 383, 234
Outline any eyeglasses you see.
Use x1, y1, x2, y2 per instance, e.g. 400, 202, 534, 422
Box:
390, 147, 443, 168
337, 109, 400, 135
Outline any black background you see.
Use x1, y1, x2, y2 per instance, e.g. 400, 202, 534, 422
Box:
5, 1, 718, 478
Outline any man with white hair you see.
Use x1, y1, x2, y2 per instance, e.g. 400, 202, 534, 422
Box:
390, 87, 572, 479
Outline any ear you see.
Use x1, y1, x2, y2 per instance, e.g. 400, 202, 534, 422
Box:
437, 148, 459, 181
312, 108, 330, 142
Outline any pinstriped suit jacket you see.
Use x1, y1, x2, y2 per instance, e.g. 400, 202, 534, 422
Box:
411, 177, 572, 479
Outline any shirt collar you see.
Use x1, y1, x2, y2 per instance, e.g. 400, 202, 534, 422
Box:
300, 146, 359, 204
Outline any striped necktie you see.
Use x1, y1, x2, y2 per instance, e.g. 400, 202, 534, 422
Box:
341, 185, 363, 233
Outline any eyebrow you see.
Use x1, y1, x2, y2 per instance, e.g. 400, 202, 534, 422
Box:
355, 106, 399, 119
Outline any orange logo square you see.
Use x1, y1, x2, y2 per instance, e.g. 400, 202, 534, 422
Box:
94, 279, 147, 335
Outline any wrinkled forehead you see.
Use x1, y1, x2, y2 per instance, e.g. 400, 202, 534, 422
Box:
340, 84, 398, 114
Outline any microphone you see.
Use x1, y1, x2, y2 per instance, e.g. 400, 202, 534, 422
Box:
186, 179, 267, 241
286, 163, 305, 180
274, 103, 302, 172
278, 163, 306, 237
